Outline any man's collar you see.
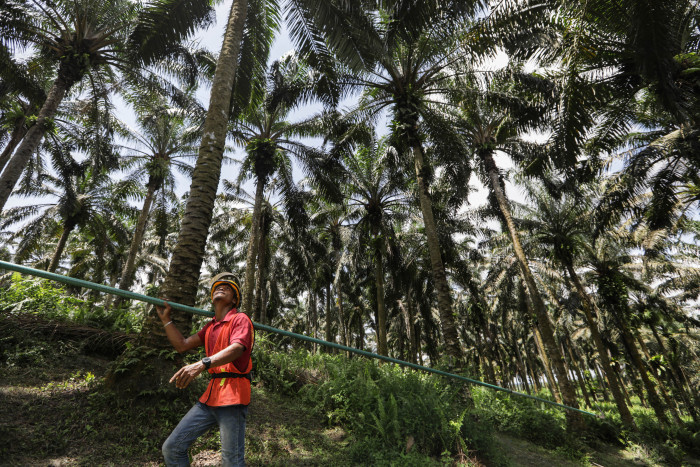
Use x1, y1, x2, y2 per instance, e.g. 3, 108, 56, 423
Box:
214, 307, 237, 323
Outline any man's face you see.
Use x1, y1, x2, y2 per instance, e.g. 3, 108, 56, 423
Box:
212, 283, 235, 306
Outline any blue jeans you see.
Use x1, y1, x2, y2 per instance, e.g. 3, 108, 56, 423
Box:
162, 402, 247, 467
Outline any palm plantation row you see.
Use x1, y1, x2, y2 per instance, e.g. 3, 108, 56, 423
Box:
1, 0, 698, 433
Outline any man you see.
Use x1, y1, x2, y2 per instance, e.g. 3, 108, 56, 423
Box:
156, 273, 253, 467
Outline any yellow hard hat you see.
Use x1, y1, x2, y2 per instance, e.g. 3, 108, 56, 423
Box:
209, 272, 241, 307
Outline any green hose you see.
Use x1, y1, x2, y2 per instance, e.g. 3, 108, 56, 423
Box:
0, 260, 597, 417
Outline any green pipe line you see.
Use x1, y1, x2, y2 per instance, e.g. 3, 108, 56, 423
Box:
0, 260, 598, 417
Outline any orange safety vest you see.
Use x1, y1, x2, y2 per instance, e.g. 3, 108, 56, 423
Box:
199, 313, 254, 406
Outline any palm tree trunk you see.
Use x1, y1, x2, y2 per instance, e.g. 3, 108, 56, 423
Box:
616, 317, 670, 426
0, 116, 28, 174
242, 176, 265, 316
520, 278, 560, 402
308, 288, 317, 353
410, 144, 462, 363
374, 239, 388, 356
310, 288, 317, 349
406, 286, 418, 364
583, 366, 599, 404
260, 264, 269, 325
399, 295, 417, 365
489, 326, 507, 387
48, 221, 76, 273
612, 360, 634, 408
528, 350, 542, 392
118, 178, 157, 294
636, 333, 684, 424
651, 327, 699, 421
532, 323, 562, 403
104, 274, 119, 310
591, 359, 610, 402
565, 336, 593, 409
565, 262, 636, 428
253, 230, 267, 323
0, 74, 73, 212
473, 333, 488, 382
90, 234, 107, 302
336, 281, 349, 349
514, 340, 532, 394
325, 283, 333, 346
481, 150, 582, 428
357, 311, 365, 351
155, 0, 249, 340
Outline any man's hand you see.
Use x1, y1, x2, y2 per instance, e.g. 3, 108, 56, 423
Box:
169, 361, 205, 389
156, 301, 172, 325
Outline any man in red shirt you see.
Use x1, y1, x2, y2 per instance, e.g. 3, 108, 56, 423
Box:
156, 273, 253, 467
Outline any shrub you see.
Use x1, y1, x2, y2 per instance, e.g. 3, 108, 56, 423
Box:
472, 388, 567, 449
252, 337, 505, 465
0, 274, 86, 317
0, 274, 142, 332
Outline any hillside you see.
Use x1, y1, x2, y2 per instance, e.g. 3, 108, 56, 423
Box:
1, 312, 698, 466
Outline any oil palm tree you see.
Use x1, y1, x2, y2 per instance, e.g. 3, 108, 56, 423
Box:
307, 191, 350, 348
524, 181, 645, 427
0, 0, 133, 211
2, 151, 134, 273
453, 70, 586, 424
213, 181, 286, 324
0, 0, 219, 210
230, 53, 341, 315
586, 228, 698, 423
288, 0, 490, 362
343, 138, 408, 356
116, 97, 199, 294
157, 0, 280, 319
0, 64, 45, 173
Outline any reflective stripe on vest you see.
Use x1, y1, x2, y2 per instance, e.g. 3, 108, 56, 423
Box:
199, 312, 254, 406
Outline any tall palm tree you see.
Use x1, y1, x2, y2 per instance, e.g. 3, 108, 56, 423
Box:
524, 181, 642, 427
0, 78, 45, 174
2, 153, 134, 273
288, 0, 490, 363
0, 12, 47, 172
586, 229, 698, 423
214, 181, 287, 324
307, 192, 350, 348
343, 138, 408, 356
230, 53, 341, 315
0, 0, 136, 211
0, 0, 217, 210
116, 97, 199, 294
454, 72, 586, 425
157, 0, 279, 327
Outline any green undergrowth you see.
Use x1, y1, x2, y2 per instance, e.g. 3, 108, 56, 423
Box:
588, 399, 700, 465
2, 279, 699, 466
254, 335, 700, 466
0, 274, 144, 332
473, 385, 700, 466
254, 336, 511, 466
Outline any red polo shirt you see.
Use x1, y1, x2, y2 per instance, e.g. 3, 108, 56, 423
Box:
197, 308, 252, 373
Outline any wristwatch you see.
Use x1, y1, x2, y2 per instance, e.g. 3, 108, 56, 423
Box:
201, 357, 212, 369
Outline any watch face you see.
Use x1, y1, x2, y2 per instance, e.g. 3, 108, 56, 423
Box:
203, 357, 211, 368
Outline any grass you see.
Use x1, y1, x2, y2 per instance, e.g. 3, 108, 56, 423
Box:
2, 304, 699, 466
0, 347, 352, 466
